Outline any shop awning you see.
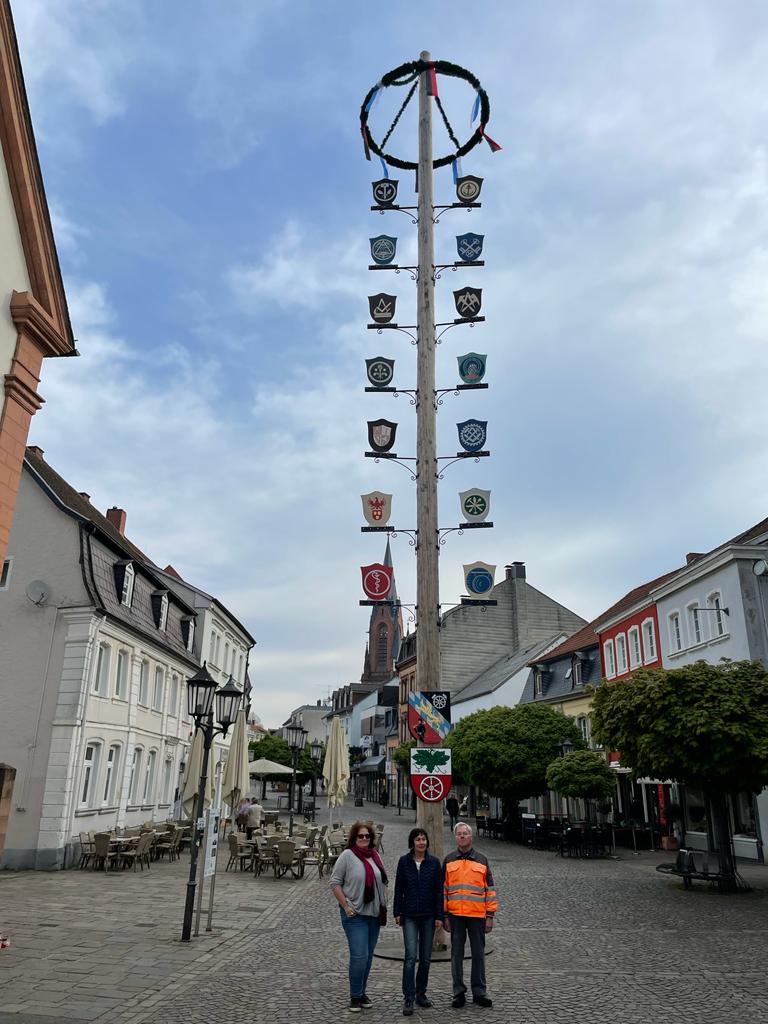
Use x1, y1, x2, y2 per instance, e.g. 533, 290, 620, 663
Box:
357, 755, 386, 774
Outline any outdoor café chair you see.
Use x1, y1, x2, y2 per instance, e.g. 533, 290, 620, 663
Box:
121, 831, 153, 872
92, 832, 120, 872
154, 826, 178, 862
253, 837, 275, 876
78, 832, 94, 869
274, 839, 303, 879
225, 832, 253, 872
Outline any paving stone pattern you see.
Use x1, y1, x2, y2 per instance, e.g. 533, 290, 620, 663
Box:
1, 805, 767, 1024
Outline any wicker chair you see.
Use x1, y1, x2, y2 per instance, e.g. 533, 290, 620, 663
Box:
92, 833, 120, 872
225, 832, 253, 871
78, 832, 94, 869
274, 839, 303, 879
121, 831, 154, 872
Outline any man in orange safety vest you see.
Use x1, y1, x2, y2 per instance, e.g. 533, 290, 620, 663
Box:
442, 822, 497, 1008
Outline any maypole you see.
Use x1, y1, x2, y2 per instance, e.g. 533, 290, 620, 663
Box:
359, 55, 501, 865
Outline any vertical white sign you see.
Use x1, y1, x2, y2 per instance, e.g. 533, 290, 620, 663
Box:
203, 809, 220, 879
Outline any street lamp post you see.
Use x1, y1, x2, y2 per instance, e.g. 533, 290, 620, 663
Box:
284, 725, 307, 837
181, 665, 242, 943
310, 739, 323, 822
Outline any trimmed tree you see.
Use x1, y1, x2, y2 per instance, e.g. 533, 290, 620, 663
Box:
447, 704, 583, 811
546, 750, 615, 821
248, 733, 292, 799
590, 659, 768, 887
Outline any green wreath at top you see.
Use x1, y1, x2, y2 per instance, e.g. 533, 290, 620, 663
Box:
360, 59, 492, 171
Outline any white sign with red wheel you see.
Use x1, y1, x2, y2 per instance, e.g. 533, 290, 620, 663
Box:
410, 748, 452, 803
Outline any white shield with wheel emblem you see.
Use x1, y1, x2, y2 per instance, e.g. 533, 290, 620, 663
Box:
410, 748, 452, 803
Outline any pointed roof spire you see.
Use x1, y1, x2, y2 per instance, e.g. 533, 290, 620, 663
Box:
384, 537, 398, 601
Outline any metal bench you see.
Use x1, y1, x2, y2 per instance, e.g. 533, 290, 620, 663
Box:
656, 848, 732, 889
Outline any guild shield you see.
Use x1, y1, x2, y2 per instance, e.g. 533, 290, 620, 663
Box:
372, 178, 399, 207
457, 419, 488, 453
361, 491, 393, 527
463, 561, 496, 596
410, 748, 452, 803
367, 418, 398, 453
456, 232, 484, 262
366, 356, 395, 388
370, 235, 397, 265
407, 691, 452, 744
454, 287, 483, 318
459, 488, 491, 523
369, 293, 397, 324
361, 562, 394, 600
457, 352, 487, 385
455, 175, 483, 204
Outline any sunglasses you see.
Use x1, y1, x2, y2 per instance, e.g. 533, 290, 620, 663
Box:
356, 833, 372, 839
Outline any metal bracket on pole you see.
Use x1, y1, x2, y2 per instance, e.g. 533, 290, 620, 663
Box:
360, 526, 418, 547
371, 204, 419, 225
367, 323, 418, 345
438, 522, 494, 546
364, 452, 418, 480
432, 202, 481, 225
368, 264, 419, 281
434, 261, 484, 281
435, 318, 484, 345
460, 598, 498, 607
434, 382, 488, 409
436, 452, 489, 479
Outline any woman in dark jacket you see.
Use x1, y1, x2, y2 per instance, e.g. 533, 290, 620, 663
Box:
393, 828, 443, 1016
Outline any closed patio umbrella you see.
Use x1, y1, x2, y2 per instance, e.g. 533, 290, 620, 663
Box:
221, 709, 250, 816
181, 727, 214, 819
323, 717, 350, 827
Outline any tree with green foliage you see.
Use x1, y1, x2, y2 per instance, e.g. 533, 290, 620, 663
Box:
447, 704, 583, 809
546, 750, 615, 820
248, 733, 291, 767
590, 659, 768, 887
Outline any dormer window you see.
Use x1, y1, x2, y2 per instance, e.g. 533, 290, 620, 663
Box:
114, 561, 135, 607
181, 617, 195, 652
533, 664, 549, 697
152, 590, 169, 631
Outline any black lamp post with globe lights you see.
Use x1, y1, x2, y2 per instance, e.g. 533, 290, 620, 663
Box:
181, 665, 242, 942
310, 738, 323, 820
283, 724, 308, 837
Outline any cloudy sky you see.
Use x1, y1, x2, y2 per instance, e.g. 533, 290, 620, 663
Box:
17, 1, 768, 726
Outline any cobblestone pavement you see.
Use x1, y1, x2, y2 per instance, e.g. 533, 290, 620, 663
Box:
1, 805, 767, 1024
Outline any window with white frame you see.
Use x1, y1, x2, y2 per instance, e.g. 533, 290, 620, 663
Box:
533, 666, 548, 697
115, 649, 129, 699
688, 603, 704, 645
642, 618, 657, 662
130, 747, 144, 803
224, 642, 229, 671
152, 667, 165, 712
121, 563, 135, 607
615, 634, 628, 673
0, 557, 11, 590
162, 756, 174, 804
571, 658, 582, 688
93, 642, 111, 695
628, 626, 641, 669
138, 661, 149, 705
168, 674, 179, 717
158, 593, 168, 631
577, 715, 590, 745
143, 749, 157, 803
707, 592, 726, 637
102, 744, 120, 805
215, 634, 221, 664
184, 618, 195, 653
669, 612, 683, 652
209, 632, 216, 664
80, 741, 102, 808
603, 640, 616, 678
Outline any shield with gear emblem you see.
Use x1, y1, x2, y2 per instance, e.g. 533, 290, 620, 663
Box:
457, 419, 487, 453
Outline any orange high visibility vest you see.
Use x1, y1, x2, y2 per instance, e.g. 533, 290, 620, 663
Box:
443, 851, 498, 918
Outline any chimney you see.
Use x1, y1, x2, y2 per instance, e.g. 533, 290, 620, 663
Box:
686, 552, 703, 565
107, 506, 127, 534
506, 561, 526, 580
26, 445, 44, 459
79, 492, 90, 502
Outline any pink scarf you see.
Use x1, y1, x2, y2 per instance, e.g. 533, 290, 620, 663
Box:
351, 844, 388, 902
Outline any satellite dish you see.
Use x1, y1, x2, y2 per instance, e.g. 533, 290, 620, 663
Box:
25, 580, 50, 606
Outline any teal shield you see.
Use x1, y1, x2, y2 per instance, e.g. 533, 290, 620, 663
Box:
370, 235, 397, 266
457, 352, 487, 385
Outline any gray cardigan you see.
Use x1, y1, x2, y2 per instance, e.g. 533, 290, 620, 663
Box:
330, 849, 388, 917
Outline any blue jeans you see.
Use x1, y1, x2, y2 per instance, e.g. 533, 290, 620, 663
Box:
340, 910, 381, 998
401, 916, 435, 999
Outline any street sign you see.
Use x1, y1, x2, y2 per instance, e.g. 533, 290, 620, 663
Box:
410, 747, 452, 803
408, 690, 452, 743
203, 809, 220, 879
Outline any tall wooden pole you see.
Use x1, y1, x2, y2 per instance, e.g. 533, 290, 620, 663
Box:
414, 51, 444, 863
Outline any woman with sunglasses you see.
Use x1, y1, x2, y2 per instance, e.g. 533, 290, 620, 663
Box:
393, 828, 443, 1016
330, 821, 389, 1012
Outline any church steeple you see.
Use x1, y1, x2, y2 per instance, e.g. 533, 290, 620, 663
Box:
360, 538, 404, 685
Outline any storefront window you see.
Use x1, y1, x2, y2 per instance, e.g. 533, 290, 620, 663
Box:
685, 787, 708, 832
731, 791, 756, 837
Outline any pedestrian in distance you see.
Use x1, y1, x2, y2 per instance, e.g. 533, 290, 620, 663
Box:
394, 828, 443, 1017
245, 797, 263, 839
446, 794, 460, 831
443, 822, 497, 1009
330, 821, 389, 1013
380, 788, 389, 809
235, 797, 251, 832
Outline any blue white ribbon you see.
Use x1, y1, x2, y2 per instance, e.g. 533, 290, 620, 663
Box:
379, 155, 389, 179
365, 83, 383, 113
452, 158, 462, 183
471, 93, 481, 126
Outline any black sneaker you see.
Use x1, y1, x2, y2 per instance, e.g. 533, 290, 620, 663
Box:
403, 999, 415, 1017
416, 995, 433, 1008
452, 994, 466, 1009
359, 994, 373, 1009
349, 998, 362, 1013
473, 996, 493, 1008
